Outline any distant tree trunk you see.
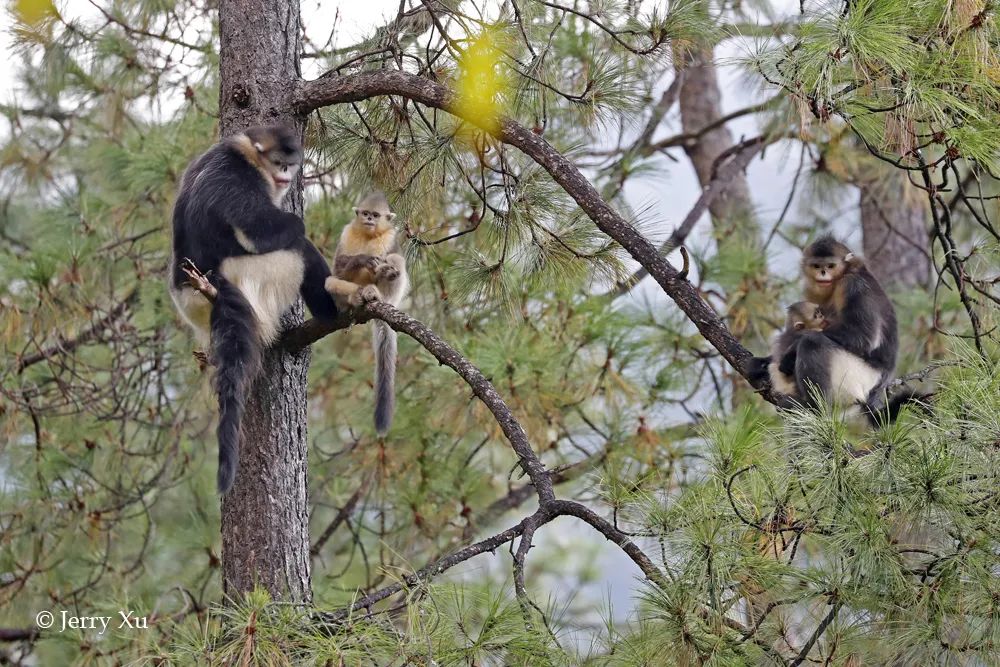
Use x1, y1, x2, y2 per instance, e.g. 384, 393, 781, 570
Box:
858, 168, 931, 289
217, 0, 312, 603
674, 48, 758, 244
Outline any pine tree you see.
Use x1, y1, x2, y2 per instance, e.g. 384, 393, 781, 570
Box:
0, 1, 997, 664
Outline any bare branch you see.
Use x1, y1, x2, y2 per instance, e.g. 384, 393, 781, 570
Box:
286, 300, 554, 502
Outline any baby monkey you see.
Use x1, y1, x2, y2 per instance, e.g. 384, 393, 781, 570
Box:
326, 191, 409, 435
768, 301, 827, 397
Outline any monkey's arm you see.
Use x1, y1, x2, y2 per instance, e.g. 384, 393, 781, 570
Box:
334, 253, 380, 282
298, 239, 339, 320
215, 190, 306, 254
819, 275, 881, 357
777, 347, 797, 376
745, 356, 772, 385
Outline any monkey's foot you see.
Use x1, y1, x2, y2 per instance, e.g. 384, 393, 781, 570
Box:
192, 349, 210, 371
180, 258, 217, 301
350, 285, 382, 307
375, 263, 399, 282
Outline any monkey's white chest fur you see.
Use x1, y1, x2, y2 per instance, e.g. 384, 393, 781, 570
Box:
173, 250, 304, 347
766, 347, 882, 406
827, 349, 882, 404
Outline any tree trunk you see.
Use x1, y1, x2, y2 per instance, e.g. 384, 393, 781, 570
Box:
858, 167, 931, 290
218, 0, 312, 603
675, 48, 758, 244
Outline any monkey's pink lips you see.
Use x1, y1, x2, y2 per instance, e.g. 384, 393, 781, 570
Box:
814, 278, 833, 284
274, 176, 293, 185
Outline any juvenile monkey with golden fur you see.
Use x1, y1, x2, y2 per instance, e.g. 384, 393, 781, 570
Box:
326, 192, 409, 435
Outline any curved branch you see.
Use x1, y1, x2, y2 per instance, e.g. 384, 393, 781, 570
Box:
286, 301, 554, 502
317, 514, 533, 622
291, 69, 772, 401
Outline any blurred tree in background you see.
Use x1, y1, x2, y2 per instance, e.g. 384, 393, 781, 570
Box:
1, 0, 998, 664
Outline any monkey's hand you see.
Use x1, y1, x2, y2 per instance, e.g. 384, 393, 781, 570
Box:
349, 285, 383, 307
363, 256, 383, 273
375, 262, 399, 282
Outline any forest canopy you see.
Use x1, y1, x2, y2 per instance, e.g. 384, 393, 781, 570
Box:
1, 0, 998, 665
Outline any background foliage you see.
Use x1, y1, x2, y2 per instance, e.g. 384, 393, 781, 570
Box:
1, 0, 998, 664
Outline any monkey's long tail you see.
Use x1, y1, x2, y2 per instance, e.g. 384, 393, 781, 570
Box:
373, 320, 397, 437
864, 388, 933, 427
209, 276, 262, 494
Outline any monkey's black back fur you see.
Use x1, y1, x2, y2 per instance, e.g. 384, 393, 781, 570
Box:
174, 139, 300, 291
814, 263, 898, 404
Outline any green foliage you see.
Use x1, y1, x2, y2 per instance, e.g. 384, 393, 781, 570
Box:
1, 0, 998, 664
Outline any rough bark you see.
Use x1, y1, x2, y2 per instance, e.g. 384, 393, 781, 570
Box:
218, 0, 312, 603
859, 167, 931, 289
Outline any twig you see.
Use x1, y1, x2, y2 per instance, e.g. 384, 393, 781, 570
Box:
179, 258, 217, 301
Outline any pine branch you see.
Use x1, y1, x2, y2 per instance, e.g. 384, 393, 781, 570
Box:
291, 69, 774, 401
14, 289, 139, 374
285, 300, 554, 502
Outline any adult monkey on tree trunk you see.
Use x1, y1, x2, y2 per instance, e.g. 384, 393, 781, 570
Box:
215, 0, 315, 603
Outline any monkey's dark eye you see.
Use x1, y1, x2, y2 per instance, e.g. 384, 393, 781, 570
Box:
826, 263, 836, 270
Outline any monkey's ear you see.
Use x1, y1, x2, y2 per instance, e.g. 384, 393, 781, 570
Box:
844, 252, 855, 262
386, 211, 397, 222
353, 207, 361, 217
253, 142, 265, 153
794, 322, 805, 330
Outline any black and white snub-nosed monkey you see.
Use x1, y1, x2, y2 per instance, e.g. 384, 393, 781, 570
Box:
749, 235, 921, 424
169, 125, 339, 493
325, 191, 409, 437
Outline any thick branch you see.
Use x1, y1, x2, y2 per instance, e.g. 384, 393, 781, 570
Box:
292, 70, 770, 399
0, 627, 39, 642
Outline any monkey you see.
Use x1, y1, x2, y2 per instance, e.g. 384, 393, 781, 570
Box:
747, 236, 923, 423
169, 124, 339, 493
325, 191, 409, 436
790, 235, 897, 413
766, 301, 828, 397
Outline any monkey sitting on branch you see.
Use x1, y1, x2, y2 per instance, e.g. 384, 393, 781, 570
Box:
326, 191, 409, 436
750, 235, 924, 424
169, 125, 339, 493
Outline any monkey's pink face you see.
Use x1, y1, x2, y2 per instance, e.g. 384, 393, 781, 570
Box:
804, 256, 847, 288
354, 207, 396, 233
266, 160, 299, 188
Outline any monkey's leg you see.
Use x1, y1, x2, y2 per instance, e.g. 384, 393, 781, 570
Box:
325, 276, 362, 298
351, 285, 382, 307
326, 276, 380, 308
